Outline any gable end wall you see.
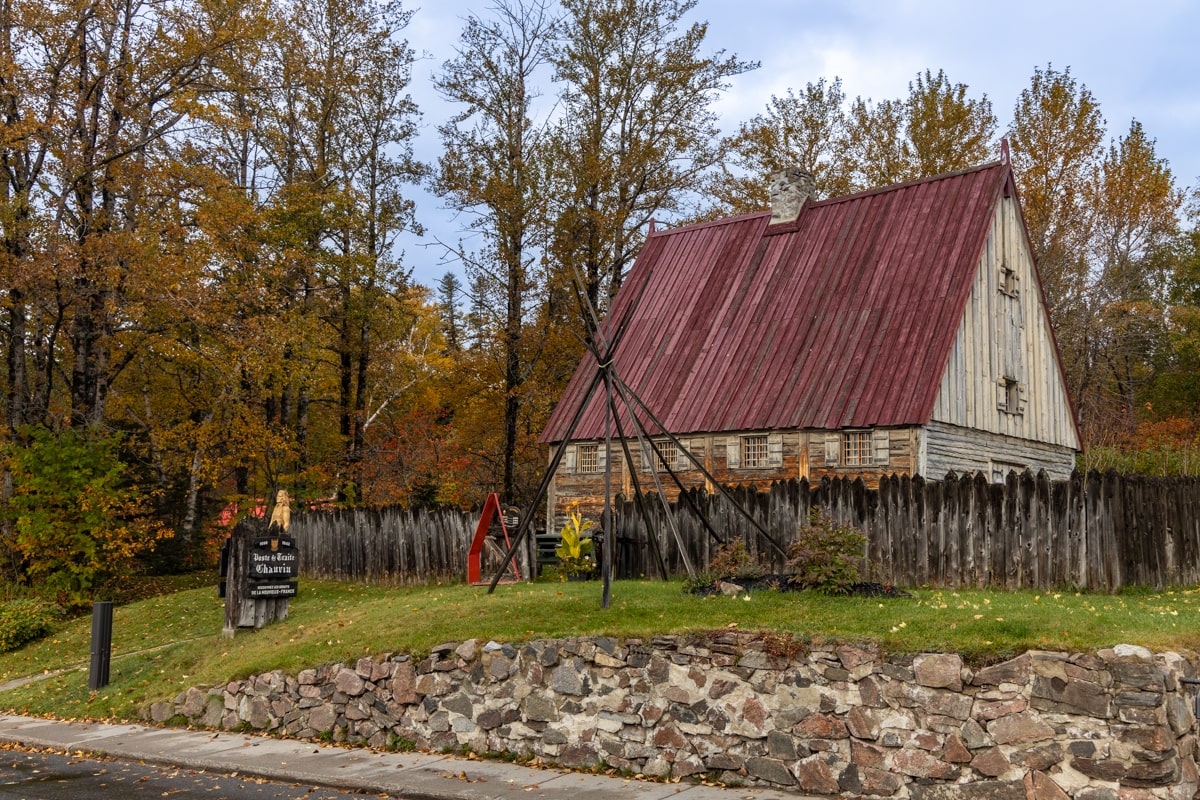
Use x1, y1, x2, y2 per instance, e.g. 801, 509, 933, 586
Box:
930, 194, 1078, 450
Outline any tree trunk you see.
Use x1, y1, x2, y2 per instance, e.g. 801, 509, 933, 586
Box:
6, 288, 27, 432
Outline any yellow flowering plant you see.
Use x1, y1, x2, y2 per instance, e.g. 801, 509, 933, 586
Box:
554, 507, 596, 579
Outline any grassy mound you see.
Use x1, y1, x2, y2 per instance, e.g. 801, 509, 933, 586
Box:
2, 579, 1199, 721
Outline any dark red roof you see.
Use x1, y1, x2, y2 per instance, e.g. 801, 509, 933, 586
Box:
542, 162, 1013, 443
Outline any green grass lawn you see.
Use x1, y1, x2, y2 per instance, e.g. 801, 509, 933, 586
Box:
3, 577, 1200, 722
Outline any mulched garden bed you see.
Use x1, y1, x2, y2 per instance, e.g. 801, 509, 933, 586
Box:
691, 574, 913, 598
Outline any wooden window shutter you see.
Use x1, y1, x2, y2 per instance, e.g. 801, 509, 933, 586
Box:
996, 379, 1009, 412
640, 440, 651, 472
726, 436, 740, 468
767, 433, 783, 467
564, 444, 577, 473
597, 445, 608, 472
1017, 383, 1028, 415
872, 429, 890, 465
676, 438, 689, 470
824, 432, 839, 465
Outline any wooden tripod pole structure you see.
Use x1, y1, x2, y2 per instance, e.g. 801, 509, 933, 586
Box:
486, 239, 790, 595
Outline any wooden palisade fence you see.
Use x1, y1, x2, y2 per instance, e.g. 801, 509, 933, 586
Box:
290, 505, 533, 585
289, 471, 1200, 592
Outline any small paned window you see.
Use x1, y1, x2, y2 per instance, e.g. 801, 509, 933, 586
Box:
578, 444, 600, 473
742, 435, 769, 468
842, 431, 872, 466
657, 440, 679, 471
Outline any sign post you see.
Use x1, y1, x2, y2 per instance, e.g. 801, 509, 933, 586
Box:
88, 601, 113, 690
222, 490, 298, 636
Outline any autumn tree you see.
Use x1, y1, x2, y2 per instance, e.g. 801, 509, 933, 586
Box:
1087, 121, 1182, 433
1007, 65, 1105, 335
0, 0, 261, 569
902, 69, 997, 178
720, 69, 994, 213
715, 78, 850, 214
1147, 222, 1200, 420
4, 0, 250, 430
196, 0, 425, 503
842, 96, 911, 189
844, 69, 995, 188
432, 0, 557, 505
1007, 66, 1185, 442
549, 0, 756, 308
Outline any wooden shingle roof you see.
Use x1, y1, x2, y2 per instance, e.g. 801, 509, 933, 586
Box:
542, 162, 1016, 443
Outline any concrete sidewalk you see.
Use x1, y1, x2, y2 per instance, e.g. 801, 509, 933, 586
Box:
0, 714, 811, 800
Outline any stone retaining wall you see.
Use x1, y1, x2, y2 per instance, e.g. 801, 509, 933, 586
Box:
151, 634, 1200, 799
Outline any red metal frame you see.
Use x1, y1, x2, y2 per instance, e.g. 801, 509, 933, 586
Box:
468, 493, 520, 586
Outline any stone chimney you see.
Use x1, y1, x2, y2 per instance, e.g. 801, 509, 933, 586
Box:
768, 168, 816, 224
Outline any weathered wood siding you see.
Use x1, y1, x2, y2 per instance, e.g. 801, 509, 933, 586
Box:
930, 194, 1078, 452
923, 420, 1076, 480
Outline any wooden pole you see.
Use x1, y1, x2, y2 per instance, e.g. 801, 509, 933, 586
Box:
602, 370, 614, 608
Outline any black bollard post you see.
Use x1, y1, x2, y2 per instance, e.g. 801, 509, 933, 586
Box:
88, 601, 113, 690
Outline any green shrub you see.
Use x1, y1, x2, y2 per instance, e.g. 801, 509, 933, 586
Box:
387, 734, 417, 752
681, 570, 715, 595
0, 597, 61, 653
785, 510, 866, 595
3, 426, 171, 609
707, 539, 763, 580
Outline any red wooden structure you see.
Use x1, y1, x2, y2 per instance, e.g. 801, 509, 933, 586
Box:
468, 493, 521, 586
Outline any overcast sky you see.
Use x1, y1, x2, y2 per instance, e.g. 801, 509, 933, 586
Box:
397, 0, 1200, 289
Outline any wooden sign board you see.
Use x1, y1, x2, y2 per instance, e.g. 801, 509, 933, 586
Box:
248, 580, 298, 598
223, 518, 299, 636
249, 536, 299, 580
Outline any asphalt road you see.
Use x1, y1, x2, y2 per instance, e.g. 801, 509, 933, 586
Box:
0, 746, 372, 800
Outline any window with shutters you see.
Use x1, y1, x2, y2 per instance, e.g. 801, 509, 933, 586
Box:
998, 377, 1026, 415
640, 439, 683, 472
999, 261, 1019, 297
578, 444, 600, 473
742, 435, 769, 468
673, 440, 693, 471
842, 431, 872, 466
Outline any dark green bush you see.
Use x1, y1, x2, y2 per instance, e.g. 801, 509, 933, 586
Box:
3, 426, 170, 609
0, 597, 61, 653
785, 510, 866, 594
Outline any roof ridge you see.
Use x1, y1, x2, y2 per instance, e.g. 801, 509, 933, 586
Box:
647, 210, 770, 238
811, 160, 1006, 209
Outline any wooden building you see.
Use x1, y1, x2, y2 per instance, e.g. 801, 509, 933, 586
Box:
540, 159, 1081, 528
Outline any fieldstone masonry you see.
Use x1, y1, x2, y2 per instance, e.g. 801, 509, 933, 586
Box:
151, 635, 1200, 799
